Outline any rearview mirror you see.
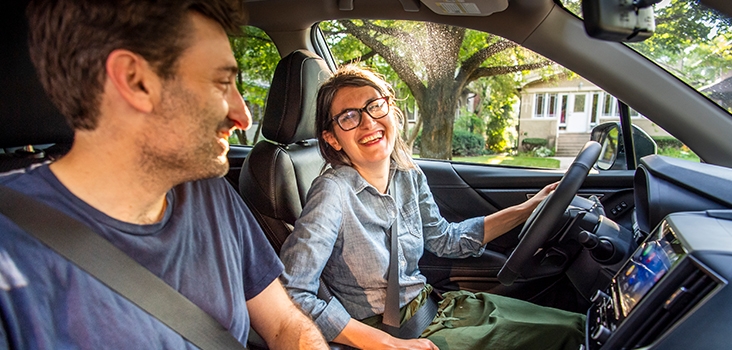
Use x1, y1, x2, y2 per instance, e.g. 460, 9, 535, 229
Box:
582, 0, 660, 42
591, 122, 657, 170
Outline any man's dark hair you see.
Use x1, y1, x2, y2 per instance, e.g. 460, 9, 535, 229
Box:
26, 0, 247, 130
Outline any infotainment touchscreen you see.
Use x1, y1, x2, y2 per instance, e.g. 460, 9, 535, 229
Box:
614, 221, 686, 317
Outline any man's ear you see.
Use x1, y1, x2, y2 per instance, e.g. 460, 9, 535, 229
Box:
322, 130, 342, 151
105, 49, 159, 113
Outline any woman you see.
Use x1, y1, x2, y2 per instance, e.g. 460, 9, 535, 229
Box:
279, 65, 584, 350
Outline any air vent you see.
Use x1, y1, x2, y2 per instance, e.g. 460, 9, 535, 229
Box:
626, 266, 718, 348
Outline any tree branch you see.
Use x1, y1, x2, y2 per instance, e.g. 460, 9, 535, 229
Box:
339, 20, 426, 100
456, 38, 516, 85
467, 61, 552, 81
344, 50, 377, 64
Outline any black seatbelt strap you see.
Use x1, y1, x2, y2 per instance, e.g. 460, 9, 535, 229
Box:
381, 185, 401, 335
0, 186, 247, 350
381, 183, 438, 339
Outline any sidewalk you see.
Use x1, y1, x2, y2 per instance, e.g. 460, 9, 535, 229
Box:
555, 157, 574, 170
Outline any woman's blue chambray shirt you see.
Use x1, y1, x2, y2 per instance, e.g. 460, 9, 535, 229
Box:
279, 164, 486, 341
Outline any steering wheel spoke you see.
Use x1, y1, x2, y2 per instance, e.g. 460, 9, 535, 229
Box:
498, 141, 602, 286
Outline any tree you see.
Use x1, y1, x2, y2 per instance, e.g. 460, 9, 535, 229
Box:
563, 0, 732, 89
323, 20, 550, 159
630, 0, 732, 88
230, 27, 279, 144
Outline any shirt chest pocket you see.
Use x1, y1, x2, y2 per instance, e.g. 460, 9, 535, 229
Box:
398, 200, 423, 240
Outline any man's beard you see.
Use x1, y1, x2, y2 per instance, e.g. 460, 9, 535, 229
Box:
138, 80, 232, 186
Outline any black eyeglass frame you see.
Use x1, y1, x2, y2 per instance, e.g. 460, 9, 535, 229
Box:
331, 96, 391, 132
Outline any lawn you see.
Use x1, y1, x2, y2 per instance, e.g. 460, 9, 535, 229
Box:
423, 147, 697, 169
452, 154, 561, 168
657, 147, 700, 162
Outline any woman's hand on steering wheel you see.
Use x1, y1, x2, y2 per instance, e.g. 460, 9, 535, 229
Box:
524, 181, 559, 213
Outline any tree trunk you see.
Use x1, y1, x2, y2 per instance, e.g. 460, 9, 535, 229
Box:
420, 86, 459, 159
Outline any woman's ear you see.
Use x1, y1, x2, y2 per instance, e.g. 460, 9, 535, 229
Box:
322, 130, 342, 151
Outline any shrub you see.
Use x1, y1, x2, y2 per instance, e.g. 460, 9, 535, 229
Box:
452, 130, 485, 156
521, 137, 547, 152
533, 146, 555, 158
413, 130, 486, 157
652, 136, 684, 150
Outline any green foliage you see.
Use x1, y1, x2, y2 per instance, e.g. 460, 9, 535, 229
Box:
455, 108, 486, 134
521, 138, 548, 152
652, 136, 683, 149
532, 146, 555, 158
453, 155, 561, 169
562, 0, 732, 90
657, 146, 700, 162
414, 130, 486, 157
454, 77, 523, 154
230, 27, 279, 108
652, 136, 700, 162
452, 130, 486, 157
629, 0, 732, 89
320, 20, 551, 159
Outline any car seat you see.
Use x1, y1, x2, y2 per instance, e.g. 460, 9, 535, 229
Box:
238, 50, 360, 350
238, 49, 331, 254
0, 0, 73, 173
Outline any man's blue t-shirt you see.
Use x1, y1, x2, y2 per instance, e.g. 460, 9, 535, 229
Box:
0, 164, 284, 349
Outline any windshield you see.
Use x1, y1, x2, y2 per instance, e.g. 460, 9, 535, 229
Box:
563, 0, 732, 113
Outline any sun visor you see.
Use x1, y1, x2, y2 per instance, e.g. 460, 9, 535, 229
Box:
420, 0, 508, 16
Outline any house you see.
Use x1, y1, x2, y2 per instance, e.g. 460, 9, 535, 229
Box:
516, 73, 669, 156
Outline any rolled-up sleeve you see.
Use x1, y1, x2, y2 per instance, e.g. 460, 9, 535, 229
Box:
279, 177, 352, 341
414, 170, 486, 258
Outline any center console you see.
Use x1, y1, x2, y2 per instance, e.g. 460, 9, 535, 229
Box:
585, 211, 732, 349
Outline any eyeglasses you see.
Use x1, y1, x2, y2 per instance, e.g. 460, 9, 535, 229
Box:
331, 96, 390, 131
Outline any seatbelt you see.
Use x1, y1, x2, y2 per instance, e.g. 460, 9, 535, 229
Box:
0, 186, 247, 350
381, 184, 438, 339
381, 195, 401, 335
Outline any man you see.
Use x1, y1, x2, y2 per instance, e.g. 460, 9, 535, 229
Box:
0, 0, 327, 348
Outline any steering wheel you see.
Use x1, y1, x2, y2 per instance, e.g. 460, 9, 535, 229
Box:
497, 141, 602, 286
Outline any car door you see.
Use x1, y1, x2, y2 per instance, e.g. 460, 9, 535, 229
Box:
415, 157, 635, 301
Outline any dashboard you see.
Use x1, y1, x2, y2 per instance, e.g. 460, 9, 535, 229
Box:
633, 155, 732, 234
585, 155, 732, 349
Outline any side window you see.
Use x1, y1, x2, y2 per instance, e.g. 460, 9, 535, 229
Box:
319, 20, 699, 169
229, 26, 278, 146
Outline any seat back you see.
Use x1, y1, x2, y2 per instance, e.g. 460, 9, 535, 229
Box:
238, 50, 332, 253
0, 1, 73, 173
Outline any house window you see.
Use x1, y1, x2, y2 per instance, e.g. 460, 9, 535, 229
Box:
548, 94, 557, 118
534, 94, 544, 117
602, 93, 615, 116
574, 94, 586, 113
591, 93, 600, 125
559, 94, 568, 124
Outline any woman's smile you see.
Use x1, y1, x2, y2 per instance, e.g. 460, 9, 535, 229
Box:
358, 130, 384, 145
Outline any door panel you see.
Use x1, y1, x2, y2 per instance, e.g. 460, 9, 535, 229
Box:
415, 158, 635, 300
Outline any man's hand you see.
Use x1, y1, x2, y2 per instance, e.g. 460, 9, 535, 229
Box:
333, 319, 439, 349
248, 279, 328, 349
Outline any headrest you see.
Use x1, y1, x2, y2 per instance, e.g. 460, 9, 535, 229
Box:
261, 50, 332, 145
0, 0, 74, 148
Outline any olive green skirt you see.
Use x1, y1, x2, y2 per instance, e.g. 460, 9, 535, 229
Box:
363, 286, 585, 350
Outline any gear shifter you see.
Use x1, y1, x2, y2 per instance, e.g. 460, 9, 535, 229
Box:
578, 230, 615, 262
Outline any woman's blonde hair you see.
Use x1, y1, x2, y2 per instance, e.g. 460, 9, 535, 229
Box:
316, 65, 415, 170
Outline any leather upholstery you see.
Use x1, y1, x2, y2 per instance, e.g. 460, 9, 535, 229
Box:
238, 50, 331, 254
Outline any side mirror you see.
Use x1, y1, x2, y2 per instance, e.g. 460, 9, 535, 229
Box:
582, 0, 660, 42
591, 122, 657, 170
